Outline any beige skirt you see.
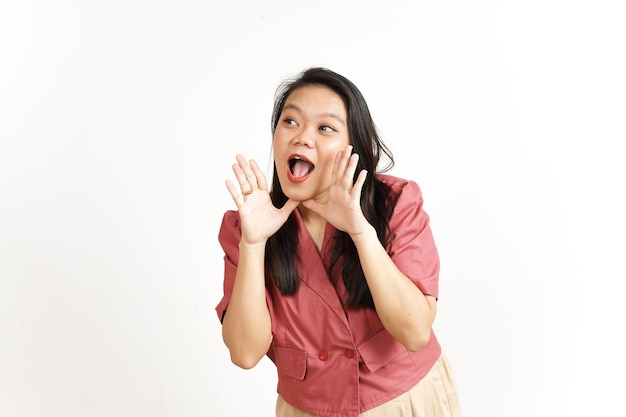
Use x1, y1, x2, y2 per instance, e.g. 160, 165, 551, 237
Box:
276, 353, 461, 417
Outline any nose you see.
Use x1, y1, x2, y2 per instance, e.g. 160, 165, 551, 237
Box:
292, 128, 314, 148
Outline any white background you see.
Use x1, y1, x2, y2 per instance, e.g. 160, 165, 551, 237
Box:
1, 1, 625, 416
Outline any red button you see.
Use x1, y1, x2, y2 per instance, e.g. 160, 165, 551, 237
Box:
344, 349, 355, 359
318, 351, 329, 361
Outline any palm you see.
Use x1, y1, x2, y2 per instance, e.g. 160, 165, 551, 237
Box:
302, 147, 370, 236
238, 192, 296, 244
317, 182, 365, 234
226, 155, 299, 245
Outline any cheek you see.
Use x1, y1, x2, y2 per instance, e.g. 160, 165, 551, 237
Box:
272, 131, 289, 152
272, 137, 283, 158
323, 141, 348, 161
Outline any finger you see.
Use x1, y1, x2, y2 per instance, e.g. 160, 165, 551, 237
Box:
249, 159, 268, 191
330, 150, 343, 183
351, 170, 368, 199
301, 198, 323, 215
331, 145, 351, 185
280, 198, 300, 215
225, 179, 245, 208
236, 154, 260, 191
343, 153, 360, 189
232, 161, 251, 193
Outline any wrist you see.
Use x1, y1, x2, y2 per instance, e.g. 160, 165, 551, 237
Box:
239, 239, 267, 254
349, 224, 377, 245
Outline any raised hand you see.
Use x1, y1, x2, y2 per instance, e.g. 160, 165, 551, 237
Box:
226, 155, 299, 246
301, 146, 371, 237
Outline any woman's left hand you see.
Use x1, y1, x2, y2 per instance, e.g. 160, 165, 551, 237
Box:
301, 145, 371, 236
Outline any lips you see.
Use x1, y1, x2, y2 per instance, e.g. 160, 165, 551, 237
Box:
287, 155, 314, 183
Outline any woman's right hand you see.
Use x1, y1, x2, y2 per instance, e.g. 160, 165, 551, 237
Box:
226, 154, 299, 246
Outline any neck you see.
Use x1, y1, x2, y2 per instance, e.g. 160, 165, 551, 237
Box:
297, 204, 325, 226
297, 204, 328, 252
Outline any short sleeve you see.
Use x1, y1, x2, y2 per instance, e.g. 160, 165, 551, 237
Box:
215, 210, 242, 322
387, 180, 440, 299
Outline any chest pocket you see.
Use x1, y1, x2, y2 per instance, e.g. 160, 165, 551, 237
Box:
273, 345, 307, 380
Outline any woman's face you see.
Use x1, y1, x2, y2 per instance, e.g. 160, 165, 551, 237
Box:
273, 85, 350, 203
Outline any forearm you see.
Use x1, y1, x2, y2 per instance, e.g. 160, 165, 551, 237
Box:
221, 242, 272, 369
351, 226, 436, 351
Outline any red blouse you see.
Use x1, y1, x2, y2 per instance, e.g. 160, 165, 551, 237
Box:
216, 174, 442, 417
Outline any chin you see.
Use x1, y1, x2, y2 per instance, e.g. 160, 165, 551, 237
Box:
282, 188, 309, 202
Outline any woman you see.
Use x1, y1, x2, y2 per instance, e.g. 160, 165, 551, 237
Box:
216, 67, 460, 417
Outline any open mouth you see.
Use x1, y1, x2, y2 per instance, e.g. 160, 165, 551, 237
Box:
288, 156, 314, 181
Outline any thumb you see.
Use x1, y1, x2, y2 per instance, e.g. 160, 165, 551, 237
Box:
301, 198, 323, 214
280, 198, 300, 215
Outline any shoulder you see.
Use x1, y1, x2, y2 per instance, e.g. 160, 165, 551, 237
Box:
221, 209, 240, 225
376, 174, 430, 227
218, 210, 242, 245
376, 173, 423, 200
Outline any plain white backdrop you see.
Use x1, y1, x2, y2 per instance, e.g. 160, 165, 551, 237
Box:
1, 1, 625, 416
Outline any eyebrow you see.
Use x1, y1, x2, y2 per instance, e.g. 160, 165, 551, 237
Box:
283, 103, 346, 125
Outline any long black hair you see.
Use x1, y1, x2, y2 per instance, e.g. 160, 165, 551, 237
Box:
266, 67, 398, 309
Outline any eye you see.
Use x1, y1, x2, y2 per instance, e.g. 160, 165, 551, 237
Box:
283, 118, 297, 126
319, 125, 336, 132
